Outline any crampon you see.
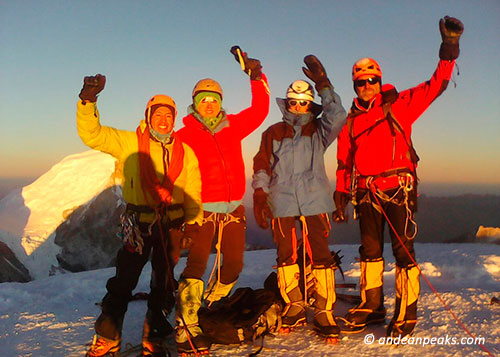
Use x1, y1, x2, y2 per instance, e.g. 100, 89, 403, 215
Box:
86, 335, 121, 357
314, 330, 340, 345
279, 320, 306, 334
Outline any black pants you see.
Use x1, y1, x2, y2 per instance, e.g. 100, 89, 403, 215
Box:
356, 188, 416, 268
95, 220, 177, 340
272, 214, 334, 267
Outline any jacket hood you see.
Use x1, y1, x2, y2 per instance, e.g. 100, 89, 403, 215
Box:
276, 98, 322, 127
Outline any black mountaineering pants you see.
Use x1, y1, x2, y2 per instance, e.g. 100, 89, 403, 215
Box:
95, 220, 177, 341
356, 188, 416, 268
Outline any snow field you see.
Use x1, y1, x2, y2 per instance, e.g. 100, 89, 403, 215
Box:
0, 243, 499, 356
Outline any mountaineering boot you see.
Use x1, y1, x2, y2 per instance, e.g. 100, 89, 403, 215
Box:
345, 258, 386, 329
86, 335, 120, 356
175, 278, 211, 354
277, 264, 306, 329
311, 266, 340, 339
387, 264, 420, 338
203, 278, 236, 308
141, 308, 173, 356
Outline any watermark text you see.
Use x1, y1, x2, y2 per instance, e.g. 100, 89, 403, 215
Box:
363, 333, 485, 346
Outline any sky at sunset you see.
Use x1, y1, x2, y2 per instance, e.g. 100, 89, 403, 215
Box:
1, 0, 499, 188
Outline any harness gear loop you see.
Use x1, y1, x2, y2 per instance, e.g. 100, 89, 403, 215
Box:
119, 211, 145, 254
351, 170, 360, 220
358, 171, 418, 240
399, 173, 418, 240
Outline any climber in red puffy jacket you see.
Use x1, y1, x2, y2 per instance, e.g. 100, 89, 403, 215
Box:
174, 46, 270, 355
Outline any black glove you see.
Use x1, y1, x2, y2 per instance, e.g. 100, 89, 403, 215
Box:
181, 223, 199, 250
332, 191, 350, 223
230, 45, 262, 81
253, 188, 273, 229
439, 16, 464, 60
79, 74, 106, 102
302, 55, 332, 91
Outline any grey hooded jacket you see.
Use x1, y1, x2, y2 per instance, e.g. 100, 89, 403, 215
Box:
252, 87, 346, 217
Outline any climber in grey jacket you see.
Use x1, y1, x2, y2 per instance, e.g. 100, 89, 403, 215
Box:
252, 55, 346, 336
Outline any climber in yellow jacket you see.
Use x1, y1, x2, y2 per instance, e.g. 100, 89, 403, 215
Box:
77, 74, 202, 357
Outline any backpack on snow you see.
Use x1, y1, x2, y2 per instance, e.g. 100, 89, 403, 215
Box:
198, 287, 282, 345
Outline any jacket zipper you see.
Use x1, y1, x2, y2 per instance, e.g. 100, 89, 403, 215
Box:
161, 143, 170, 180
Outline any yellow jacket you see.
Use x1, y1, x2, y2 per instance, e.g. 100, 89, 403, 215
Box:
76, 100, 203, 225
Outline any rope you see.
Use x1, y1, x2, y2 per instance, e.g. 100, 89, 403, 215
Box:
156, 208, 200, 356
182, 322, 200, 357
399, 174, 418, 240
366, 173, 417, 240
249, 336, 265, 356
176, 293, 200, 357
209, 219, 224, 307
155, 207, 176, 292
205, 211, 241, 307
302, 224, 307, 305
369, 184, 494, 357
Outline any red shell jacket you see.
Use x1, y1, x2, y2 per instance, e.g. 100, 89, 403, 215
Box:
177, 74, 270, 203
336, 60, 455, 193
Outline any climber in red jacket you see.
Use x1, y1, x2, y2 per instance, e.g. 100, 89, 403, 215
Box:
174, 46, 270, 354
333, 16, 464, 338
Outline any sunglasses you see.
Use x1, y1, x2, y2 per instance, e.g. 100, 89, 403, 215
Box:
201, 96, 218, 103
354, 77, 380, 87
288, 100, 310, 107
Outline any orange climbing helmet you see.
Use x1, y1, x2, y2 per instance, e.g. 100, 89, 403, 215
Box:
192, 78, 223, 99
352, 58, 382, 81
145, 94, 177, 123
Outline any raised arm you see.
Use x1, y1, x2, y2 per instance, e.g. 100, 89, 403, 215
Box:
302, 55, 347, 148
394, 16, 464, 125
76, 74, 131, 158
227, 46, 270, 139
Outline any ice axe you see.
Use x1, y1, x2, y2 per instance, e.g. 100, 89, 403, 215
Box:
230, 45, 269, 93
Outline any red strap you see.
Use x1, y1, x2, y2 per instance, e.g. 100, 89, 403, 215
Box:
136, 126, 184, 205
291, 227, 298, 264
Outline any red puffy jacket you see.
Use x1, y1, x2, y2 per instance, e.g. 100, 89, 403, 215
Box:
177, 74, 270, 203
336, 60, 455, 193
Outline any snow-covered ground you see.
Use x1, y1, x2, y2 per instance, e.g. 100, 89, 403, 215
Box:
1, 243, 499, 356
